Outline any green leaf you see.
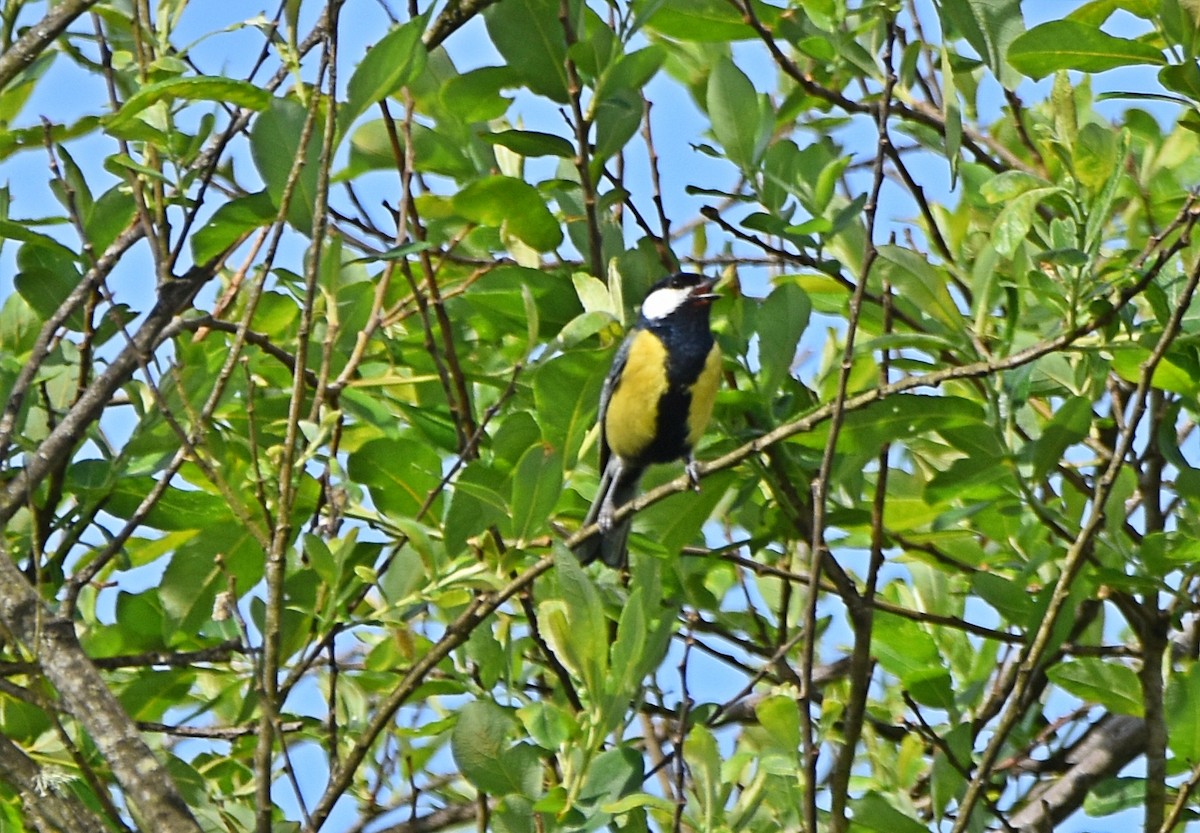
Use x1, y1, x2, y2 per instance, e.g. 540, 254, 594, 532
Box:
941, 45, 963, 185
597, 45, 665, 101
51, 146, 92, 218
0, 218, 76, 250
13, 235, 83, 329
107, 77, 271, 134
906, 668, 955, 711
517, 701, 576, 749
572, 272, 616, 315
341, 19, 428, 138
1007, 20, 1165, 79
159, 544, 224, 636
792, 395, 985, 457
250, 97, 323, 235
931, 723, 971, 818
14, 265, 80, 326
1074, 122, 1118, 190
1046, 658, 1143, 716
348, 438, 443, 520
1025, 396, 1093, 480
980, 170, 1051, 204
123, 530, 199, 569
1165, 662, 1200, 760
0, 51, 54, 126
539, 550, 607, 694
493, 794, 538, 833
991, 187, 1059, 258
484, 0, 570, 103
347, 240, 433, 264
592, 88, 643, 164
639, 469, 730, 558
95, 477, 234, 532
445, 464, 509, 554
510, 444, 562, 542
1111, 347, 1199, 396
972, 572, 1034, 623
851, 793, 929, 833
871, 614, 954, 708
191, 190, 276, 263
640, 0, 759, 41
441, 66, 516, 122
684, 725, 725, 825
756, 280, 810, 393
466, 620, 508, 689
454, 175, 563, 251
483, 130, 575, 159
1163, 62, 1200, 106
84, 185, 136, 255
876, 245, 960, 331
344, 118, 476, 180
115, 591, 168, 651
603, 793, 679, 816
940, 0, 1024, 88
451, 700, 542, 796
105, 152, 171, 181
1083, 777, 1145, 818
0, 116, 102, 161
1084, 129, 1129, 255
755, 694, 801, 753
1159, 0, 1200, 58
760, 139, 801, 213
567, 10, 619, 81
608, 586, 647, 698
579, 746, 644, 804
534, 352, 605, 469
707, 56, 769, 171
117, 668, 196, 722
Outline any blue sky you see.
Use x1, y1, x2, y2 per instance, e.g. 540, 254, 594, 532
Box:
0, 2, 1184, 831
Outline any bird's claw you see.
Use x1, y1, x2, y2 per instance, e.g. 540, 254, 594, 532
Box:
597, 500, 615, 532
685, 458, 702, 492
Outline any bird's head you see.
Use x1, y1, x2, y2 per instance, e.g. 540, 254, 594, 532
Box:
640, 272, 720, 321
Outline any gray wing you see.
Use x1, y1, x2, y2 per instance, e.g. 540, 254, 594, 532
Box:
596, 328, 635, 475
573, 328, 639, 567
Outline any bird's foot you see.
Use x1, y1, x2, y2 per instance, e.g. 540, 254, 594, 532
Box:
685, 458, 702, 492
597, 499, 616, 532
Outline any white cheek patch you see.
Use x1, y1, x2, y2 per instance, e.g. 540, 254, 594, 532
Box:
641, 286, 691, 320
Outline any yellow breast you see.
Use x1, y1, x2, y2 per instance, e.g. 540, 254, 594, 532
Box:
605, 329, 669, 462
686, 344, 722, 447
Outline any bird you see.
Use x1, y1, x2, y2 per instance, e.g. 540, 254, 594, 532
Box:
574, 271, 721, 567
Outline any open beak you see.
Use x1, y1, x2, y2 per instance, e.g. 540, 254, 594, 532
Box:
690, 277, 721, 304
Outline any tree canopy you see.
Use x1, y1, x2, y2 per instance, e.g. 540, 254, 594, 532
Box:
2, 1, 1200, 832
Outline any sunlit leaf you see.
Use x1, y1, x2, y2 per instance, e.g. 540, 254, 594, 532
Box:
341, 19, 428, 138
1047, 659, 1143, 716
454, 175, 563, 251
250, 97, 322, 235
1008, 20, 1165, 78
707, 56, 770, 171
484, 0, 570, 102
106, 77, 271, 134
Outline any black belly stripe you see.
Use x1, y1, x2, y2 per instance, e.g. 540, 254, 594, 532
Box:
642, 386, 693, 464
631, 311, 714, 466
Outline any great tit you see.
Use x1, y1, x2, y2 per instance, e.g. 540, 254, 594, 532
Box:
574, 272, 721, 567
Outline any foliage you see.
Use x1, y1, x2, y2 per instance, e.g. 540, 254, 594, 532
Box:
3, 1, 1200, 832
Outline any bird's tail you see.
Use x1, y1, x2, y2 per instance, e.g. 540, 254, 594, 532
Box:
574, 464, 643, 568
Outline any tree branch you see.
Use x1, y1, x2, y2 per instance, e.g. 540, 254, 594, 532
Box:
0, 0, 101, 90
1008, 715, 1147, 832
